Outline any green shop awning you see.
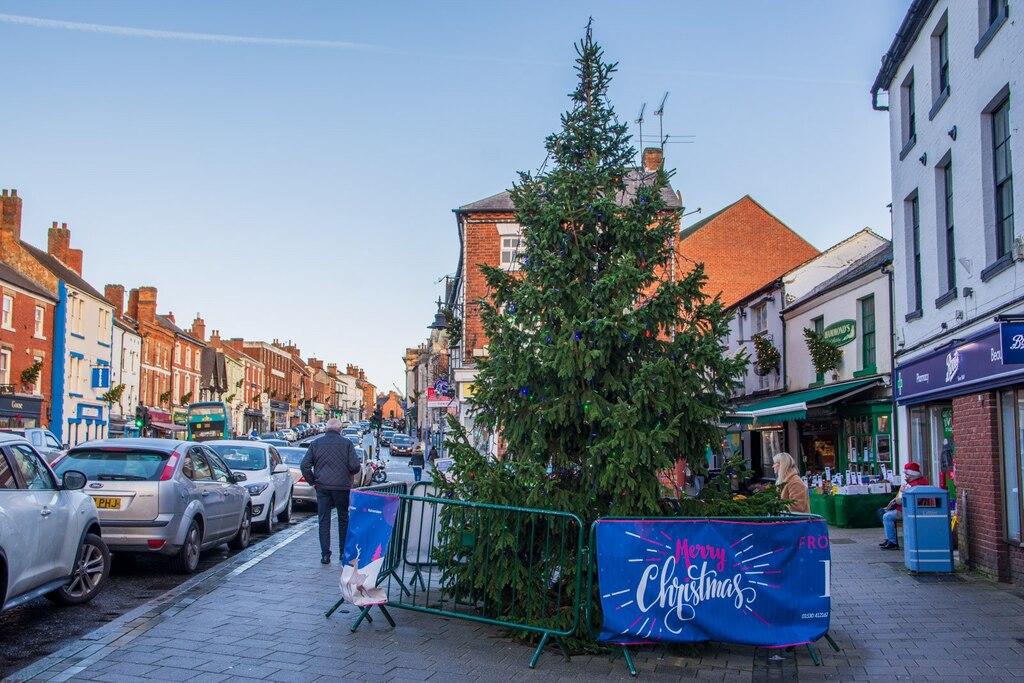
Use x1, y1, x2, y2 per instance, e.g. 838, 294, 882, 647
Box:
727, 378, 881, 425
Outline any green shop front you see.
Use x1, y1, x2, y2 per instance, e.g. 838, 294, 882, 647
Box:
729, 377, 894, 527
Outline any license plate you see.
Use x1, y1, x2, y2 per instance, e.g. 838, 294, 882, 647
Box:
93, 497, 121, 510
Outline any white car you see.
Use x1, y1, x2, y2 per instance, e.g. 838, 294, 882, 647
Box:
279, 428, 297, 442
0, 432, 110, 610
207, 441, 292, 533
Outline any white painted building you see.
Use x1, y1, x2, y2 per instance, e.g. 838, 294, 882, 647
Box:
871, 0, 1023, 582
724, 230, 889, 478
109, 318, 142, 434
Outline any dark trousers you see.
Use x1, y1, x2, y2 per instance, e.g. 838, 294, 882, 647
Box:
316, 488, 351, 559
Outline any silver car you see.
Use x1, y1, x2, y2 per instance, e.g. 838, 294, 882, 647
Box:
53, 438, 252, 574
281, 445, 368, 507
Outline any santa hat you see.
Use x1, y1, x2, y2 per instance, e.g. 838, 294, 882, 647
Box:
903, 462, 922, 477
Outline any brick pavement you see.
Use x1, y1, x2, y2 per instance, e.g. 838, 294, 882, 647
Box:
7, 516, 1024, 682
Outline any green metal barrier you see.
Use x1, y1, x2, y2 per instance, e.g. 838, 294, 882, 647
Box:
336, 491, 586, 669
585, 514, 841, 677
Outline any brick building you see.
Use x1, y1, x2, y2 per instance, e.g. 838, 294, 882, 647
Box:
346, 364, 375, 419
674, 195, 820, 308
227, 339, 292, 430
156, 312, 205, 424
0, 260, 56, 429
209, 330, 265, 434
123, 286, 180, 435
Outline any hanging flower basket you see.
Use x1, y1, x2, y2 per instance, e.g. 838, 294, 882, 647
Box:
804, 327, 843, 378
752, 334, 780, 376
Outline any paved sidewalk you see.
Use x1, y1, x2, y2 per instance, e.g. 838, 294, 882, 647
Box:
7, 517, 1024, 682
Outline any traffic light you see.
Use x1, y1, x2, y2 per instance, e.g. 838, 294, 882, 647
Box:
134, 406, 150, 430
389, 410, 394, 419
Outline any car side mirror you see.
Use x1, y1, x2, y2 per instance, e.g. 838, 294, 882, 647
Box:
272, 464, 290, 475
62, 470, 87, 490
233, 472, 248, 482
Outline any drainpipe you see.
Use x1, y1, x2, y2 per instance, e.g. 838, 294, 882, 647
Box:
885, 262, 899, 463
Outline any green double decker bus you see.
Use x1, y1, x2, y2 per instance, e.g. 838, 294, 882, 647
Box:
187, 402, 231, 442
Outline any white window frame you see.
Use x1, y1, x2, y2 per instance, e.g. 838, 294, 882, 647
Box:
185, 347, 192, 370
752, 303, 768, 335
0, 348, 10, 385
1, 294, 13, 331
498, 223, 524, 272
174, 343, 181, 365
34, 305, 45, 339
32, 355, 43, 395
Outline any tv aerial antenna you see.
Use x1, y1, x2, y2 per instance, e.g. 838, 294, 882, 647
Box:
635, 102, 647, 162
654, 92, 669, 149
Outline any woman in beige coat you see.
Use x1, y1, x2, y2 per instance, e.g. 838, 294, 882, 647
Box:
772, 452, 809, 513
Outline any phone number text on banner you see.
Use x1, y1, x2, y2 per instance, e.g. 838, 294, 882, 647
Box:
595, 518, 831, 647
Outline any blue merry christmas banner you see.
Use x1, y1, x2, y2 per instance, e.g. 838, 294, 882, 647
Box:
595, 518, 831, 647
341, 490, 400, 606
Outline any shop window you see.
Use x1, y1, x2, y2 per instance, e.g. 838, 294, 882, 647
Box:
1001, 389, 1024, 542
909, 406, 932, 481
860, 295, 876, 371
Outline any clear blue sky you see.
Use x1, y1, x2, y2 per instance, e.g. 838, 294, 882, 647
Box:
0, 1, 908, 393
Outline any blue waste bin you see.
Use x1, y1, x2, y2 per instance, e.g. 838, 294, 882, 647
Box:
902, 486, 954, 573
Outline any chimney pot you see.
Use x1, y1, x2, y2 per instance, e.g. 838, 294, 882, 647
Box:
642, 147, 664, 172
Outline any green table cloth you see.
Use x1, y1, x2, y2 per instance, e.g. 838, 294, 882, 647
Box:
833, 493, 891, 528
809, 492, 836, 526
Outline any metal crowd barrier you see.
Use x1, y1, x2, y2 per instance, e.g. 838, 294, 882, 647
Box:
329, 485, 586, 669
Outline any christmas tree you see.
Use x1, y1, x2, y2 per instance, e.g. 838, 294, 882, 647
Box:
434, 23, 778, 642
442, 23, 746, 517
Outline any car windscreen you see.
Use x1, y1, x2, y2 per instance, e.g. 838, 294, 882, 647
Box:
392, 436, 413, 444
207, 445, 268, 471
278, 448, 305, 466
54, 449, 171, 481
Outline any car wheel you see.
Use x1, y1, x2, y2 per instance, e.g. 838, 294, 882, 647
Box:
277, 490, 292, 524
261, 496, 276, 534
46, 533, 110, 605
228, 506, 252, 550
171, 520, 202, 574
372, 468, 387, 483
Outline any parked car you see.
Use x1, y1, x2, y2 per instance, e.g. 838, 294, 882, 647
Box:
52, 438, 252, 574
296, 435, 321, 448
278, 447, 314, 508
206, 441, 292, 534
259, 438, 290, 448
390, 434, 419, 456
341, 427, 360, 438
259, 432, 279, 440
0, 427, 66, 464
279, 428, 297, 442
0, 433, 110, 610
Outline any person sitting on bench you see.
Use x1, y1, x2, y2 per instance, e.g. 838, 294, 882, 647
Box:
879, 462, 928, 550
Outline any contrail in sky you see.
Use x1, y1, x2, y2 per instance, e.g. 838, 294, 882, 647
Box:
0, 12, 868, 86
0, 12, 394, 52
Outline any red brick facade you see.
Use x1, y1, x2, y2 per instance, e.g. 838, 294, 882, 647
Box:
125, 286, 176, 411
951, 390, 1024, 584
675, 196, 820, 308
0, 273, 56, 426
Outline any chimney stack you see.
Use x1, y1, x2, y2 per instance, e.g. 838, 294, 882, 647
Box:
136, 286, 157, 324
1, 189, 22, 243
166, 311, 175, 325
642, 147, 664, 172
209, 329, 221, 346
104, 284, 125, 319
191, 314, 206, 342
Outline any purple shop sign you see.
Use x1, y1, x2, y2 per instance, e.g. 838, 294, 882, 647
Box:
896, 326, 1024, 403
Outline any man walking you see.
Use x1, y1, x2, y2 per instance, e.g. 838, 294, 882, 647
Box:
301, 418, 362, 564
